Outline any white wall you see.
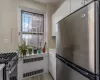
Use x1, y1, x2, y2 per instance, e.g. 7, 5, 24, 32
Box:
56, 0, 66, 9
0, 0, 49, 52
0, 0, 57, 52
47, 4, 56, 49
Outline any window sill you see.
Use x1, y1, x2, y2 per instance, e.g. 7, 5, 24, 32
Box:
18, 52, 48, 59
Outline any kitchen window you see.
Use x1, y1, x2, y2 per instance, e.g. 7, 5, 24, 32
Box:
21, 11, 44, 47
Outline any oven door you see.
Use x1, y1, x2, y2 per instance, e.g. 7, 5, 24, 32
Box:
6, 59, 18, 80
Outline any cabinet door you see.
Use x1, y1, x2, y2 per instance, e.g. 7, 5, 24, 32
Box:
85, 0, 93, 5
52, 0, 71, 36
71, 0, 84, 13
52, 17, 58, 36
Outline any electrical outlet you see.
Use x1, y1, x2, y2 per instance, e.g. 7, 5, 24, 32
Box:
4, 39, 8, 43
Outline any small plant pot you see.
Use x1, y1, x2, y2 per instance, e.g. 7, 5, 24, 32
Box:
22, 50, 27, 56
38, 49, 42, 54
28, 48, 32, 55
34, 49, 37, 54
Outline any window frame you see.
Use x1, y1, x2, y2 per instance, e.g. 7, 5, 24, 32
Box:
21, 10, 45, 46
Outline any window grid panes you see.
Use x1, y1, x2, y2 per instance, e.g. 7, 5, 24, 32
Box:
21, 11, 44, 47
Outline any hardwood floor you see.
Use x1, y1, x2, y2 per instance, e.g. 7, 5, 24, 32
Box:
23, 73, 53, 80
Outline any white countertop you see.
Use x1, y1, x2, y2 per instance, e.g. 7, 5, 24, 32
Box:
0, 64, 5, 71
49, 49, 56, 54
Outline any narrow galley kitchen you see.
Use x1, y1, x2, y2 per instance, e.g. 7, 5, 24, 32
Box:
0, 0, 58, 80
1, 0, 99, 80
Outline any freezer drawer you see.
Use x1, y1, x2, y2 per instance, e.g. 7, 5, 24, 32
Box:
57, 58, 90, 80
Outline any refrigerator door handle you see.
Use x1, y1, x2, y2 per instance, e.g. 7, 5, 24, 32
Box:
67, 63, 96, 80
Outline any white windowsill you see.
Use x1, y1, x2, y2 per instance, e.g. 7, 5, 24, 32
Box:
18, 52, 48, 59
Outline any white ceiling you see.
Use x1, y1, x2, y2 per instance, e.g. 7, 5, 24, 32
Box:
33, 0, 60, 4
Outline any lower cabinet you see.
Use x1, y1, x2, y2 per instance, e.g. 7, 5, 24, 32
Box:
49, 51, 56, 80
17, 54, 48, 80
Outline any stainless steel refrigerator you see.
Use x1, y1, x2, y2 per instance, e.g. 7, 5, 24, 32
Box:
56, 1, 99, 80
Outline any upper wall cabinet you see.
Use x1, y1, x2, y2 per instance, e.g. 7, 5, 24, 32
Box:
52, 0, 93, 37
52, 0, 71, 36
85, 0, 93, 4
71, 0, 84, 13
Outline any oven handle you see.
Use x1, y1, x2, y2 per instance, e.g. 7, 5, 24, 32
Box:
8, 59, 18, 74
7, 64, 17, 80
8, 64, 17, 74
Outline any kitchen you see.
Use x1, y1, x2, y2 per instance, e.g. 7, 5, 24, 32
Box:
0, 0, 99, 80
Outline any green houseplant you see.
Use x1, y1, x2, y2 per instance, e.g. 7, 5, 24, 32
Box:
28, 47, 32, 55
18, 41, 28, 57
33, 47, 37, 54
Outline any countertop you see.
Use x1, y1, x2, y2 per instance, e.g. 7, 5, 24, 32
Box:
49, 49, 56, 54
0, 64, 5, 71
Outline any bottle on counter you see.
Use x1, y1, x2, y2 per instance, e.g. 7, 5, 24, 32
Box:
42, 42, 46, 53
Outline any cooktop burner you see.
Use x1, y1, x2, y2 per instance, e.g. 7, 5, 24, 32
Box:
0, 52, 17, 64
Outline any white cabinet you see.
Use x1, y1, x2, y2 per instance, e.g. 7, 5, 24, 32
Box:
71, 0, 84, 13
52, 0, 71, 36
52, 0, 93, 36
52, 17, 58, 37
49, 50, 56, 80
85, 0, 93, 4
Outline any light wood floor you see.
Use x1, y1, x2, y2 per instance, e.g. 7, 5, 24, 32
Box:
23, 73, 53, 80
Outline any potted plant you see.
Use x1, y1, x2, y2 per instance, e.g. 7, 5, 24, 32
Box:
28, 47, 32, 55
37, 47, 42, 54
18, 41, 28, 57
33, 47, 37, 54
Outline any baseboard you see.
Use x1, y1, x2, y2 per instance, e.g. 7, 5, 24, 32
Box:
49, 71, 55, 80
